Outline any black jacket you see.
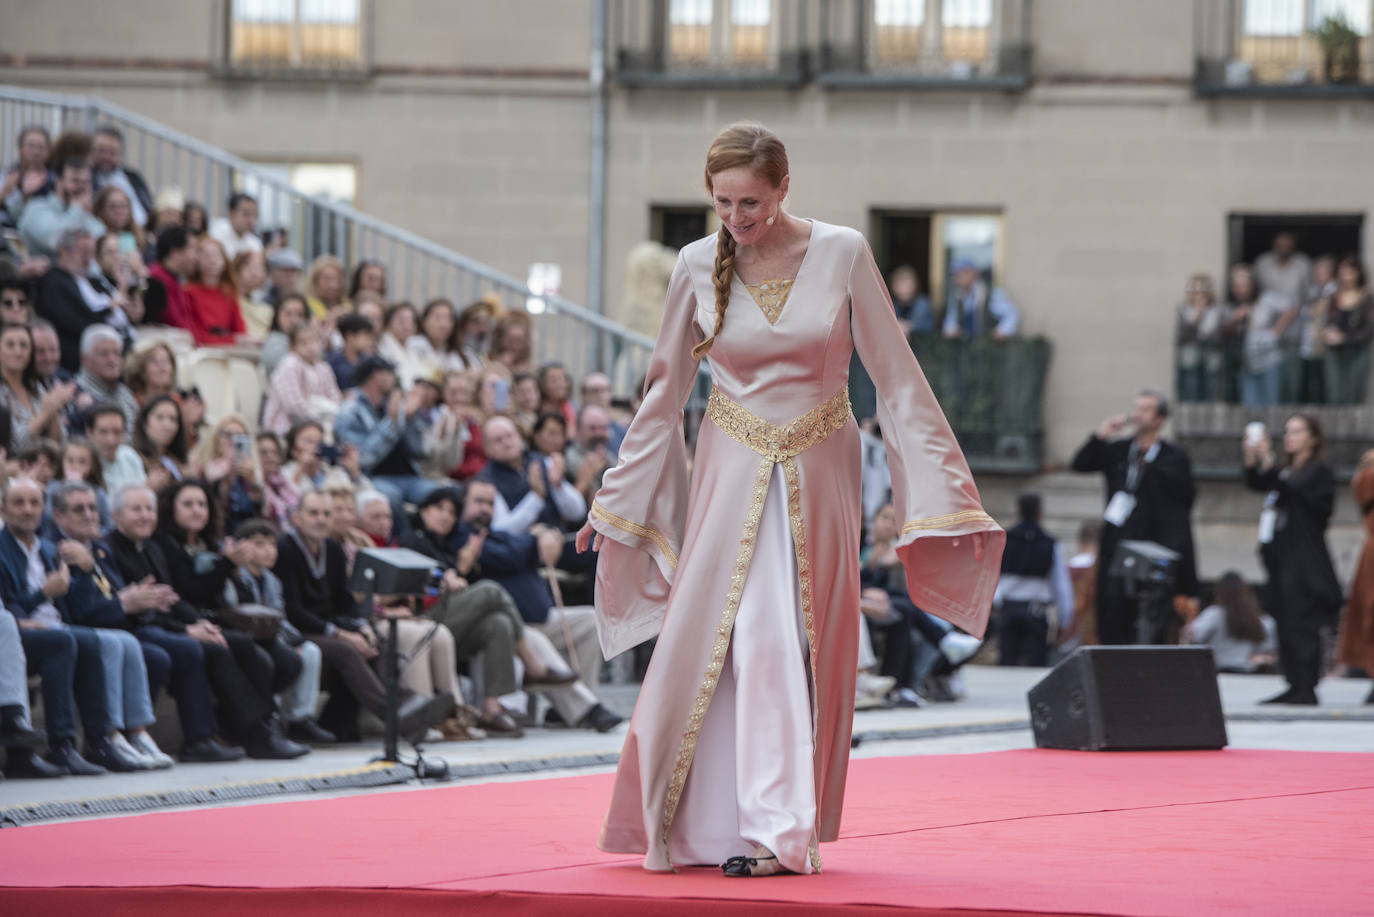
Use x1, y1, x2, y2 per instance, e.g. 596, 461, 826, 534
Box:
273, 533, 360, 635
35, 266, 115, 373
107, 530, 204, 631
92, 166, 154, 220
1244, 461, 1343, 619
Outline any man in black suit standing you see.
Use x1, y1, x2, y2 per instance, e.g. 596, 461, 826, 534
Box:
1071, 390, 1199, 645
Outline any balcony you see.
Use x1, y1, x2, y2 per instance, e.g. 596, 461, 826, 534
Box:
1195, 0, 1374, 97
610, 0, 1030, 90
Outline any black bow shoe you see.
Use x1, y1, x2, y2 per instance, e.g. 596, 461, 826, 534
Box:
722, 853, 783, 877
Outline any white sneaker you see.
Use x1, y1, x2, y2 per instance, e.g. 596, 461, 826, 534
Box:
128, 731, 175, 769
110, 731, 156, 769
856, 672, 897, 697
939, 632, 982, 666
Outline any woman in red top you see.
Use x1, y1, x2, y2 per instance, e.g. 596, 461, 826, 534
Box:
185, 236, 247, 346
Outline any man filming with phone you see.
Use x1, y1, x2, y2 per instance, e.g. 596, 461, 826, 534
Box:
1070, 389, 1199, 645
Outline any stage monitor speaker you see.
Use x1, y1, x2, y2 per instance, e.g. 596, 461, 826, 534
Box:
350, 547, 441, 596
1027, 646, 1228, 751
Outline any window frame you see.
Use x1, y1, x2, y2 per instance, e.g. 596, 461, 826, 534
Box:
216, 0, 373, 80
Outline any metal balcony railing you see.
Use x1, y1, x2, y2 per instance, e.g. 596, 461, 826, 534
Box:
0, 84, 658, 396
1195, 0, 1374, 95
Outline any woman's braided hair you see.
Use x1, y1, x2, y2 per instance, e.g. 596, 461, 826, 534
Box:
692, 123, 789, 360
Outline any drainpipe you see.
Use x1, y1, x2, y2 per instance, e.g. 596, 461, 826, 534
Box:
588, 0, 610, 370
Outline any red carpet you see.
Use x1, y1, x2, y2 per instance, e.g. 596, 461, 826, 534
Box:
2, 749, 1371, 916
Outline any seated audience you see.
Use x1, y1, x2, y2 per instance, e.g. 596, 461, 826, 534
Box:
191, 414, 265, 536
263, 323, 341, 436
566, 405, 616, 507
185, 235, 246, 346
90, 126, 153, 228
132, 394, 189, 493
254, 431, 298, 527
94, 186, 146, 256
377, 300, 421, 386
577, 372, 626, 452
0, 601, 65, 778
142, 225, 195, 330
183, 200, 208, 237
86, 404, 146, 498
423, 370, 481, 480
480, 414, 585, 534
207, 193, 262, 260
232, 249, 272, 339
92, 232, 145, 329
1, 124, 54, 223
1, 277, 34, 325
18, 157, 106, 260
454, 297, 498, 368
265, 247, 302, 308
348, 259, 387, 302
304, 254, 349, 321
262, 292, 309, 377
1183, 571, 1277, 673
407, 298, 466, 379
35, 227, 126, 373
489, 311, 533, 376
29, 320, 69, 387
272, 490, 454, 742
123, 340, 179, 406
281, 419, 364, 495
0, 322, 74, 455
50, 438, 112, 536
328, 312, 377, 391
537, 362, 577, 430
72, 324, 138, 434
510, 370, 540, 438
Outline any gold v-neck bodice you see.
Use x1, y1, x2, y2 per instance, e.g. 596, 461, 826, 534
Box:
744, 279, 795, 325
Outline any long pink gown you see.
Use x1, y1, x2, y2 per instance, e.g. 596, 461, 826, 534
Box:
588, 220, 1006, 873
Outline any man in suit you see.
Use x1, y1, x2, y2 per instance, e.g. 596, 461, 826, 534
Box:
1070, 390, 1199, 645
0, 476, 108, 775
34, 227, 123, 375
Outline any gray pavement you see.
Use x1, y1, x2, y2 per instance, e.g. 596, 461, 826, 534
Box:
1, 665, 1369, 824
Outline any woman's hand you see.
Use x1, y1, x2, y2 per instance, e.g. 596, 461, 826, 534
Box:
204, 455, 233, 483
39, 381, 77, 417
575, 520, 603, 554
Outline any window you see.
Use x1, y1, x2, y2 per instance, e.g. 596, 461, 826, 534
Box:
867, 0, 995, 70
941, 0, 992, 62
872, 0, 925, 65
667, 0, 776, 67
228, 0, 364, 70
871, 209, 1003, 310
1236, 0, 1371, 83
650, 205, 711, 252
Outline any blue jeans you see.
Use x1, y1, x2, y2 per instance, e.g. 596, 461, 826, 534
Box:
135, 626, 216, 744
371, 475, 444, 535
1242, 365, 1281, 406
21, 626, 107, 743
94, 628, 159, 731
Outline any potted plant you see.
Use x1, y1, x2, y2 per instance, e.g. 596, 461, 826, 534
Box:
1313, 14, 1361, 84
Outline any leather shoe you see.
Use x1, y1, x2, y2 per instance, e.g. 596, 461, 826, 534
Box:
0, 705, 44, 748
286, 718, 337, 745
4, 747, 65, 779
476, 710, 524, 738
86, 735, 149, 772
47, 739, 106, 776
244, 724, 310, 760
1260, 689, 1296, 705
181, 737, 247, 763
523, 667, 580, 688
577, 703, 623, 734
397, 693, 457, 740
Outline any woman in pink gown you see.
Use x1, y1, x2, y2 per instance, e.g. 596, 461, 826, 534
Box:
575, 124, 1005, 877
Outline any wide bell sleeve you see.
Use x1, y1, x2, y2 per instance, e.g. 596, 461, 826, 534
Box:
848, 233, 1006, 638
587, 252, 703, 657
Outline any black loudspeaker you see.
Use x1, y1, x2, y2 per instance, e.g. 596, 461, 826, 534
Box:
349, 546, 441, 595
1027, 647, 1228, 751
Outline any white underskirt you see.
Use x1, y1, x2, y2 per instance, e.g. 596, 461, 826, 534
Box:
667, 464, 817, 873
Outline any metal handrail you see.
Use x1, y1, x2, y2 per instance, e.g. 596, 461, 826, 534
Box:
0, 83, 661, 392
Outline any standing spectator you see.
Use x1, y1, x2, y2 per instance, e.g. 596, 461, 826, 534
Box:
261, 324, 342, 436
93, 186, 147, 256
407, 298, 466, 380
1338, 449, 1374, 705
1071, 389, 1199, 645
942, 258, 1019, 339
1243, 286, 1291, 408
72, 325, 138, 433
264, 247, 303, 308
348, 259, 387, 302
34, 228, 122, 373
131, 394, 189, 493
254, 431, 298, 527
480, 414, 584, 535
1243, 414, 1342, 705
577, 371, 627, 452
123, 341, 179, 406
454, 297, 498, 368
90, 126, 153, 229
1320, 256, 1373, 405
993, 494, 1075, 667
1221, 262, 1259, 404
1, 277, 34, 325
888, 265, 935, 335
232, 250, 273, 339
272, 490, 455, 742
303, 254, 349, 321
86, 405, 145, 498
1174, 273, 1226, 402
1183, 572, 1276, 674
184, 236, 246, 347
1298, 254, 1337, 405
207, 193, 262, 260
191, 414, 265, 536
18, 158, 106, 260
327, 312, 377, 391
142, 225, 196, 331
333, 356, 439, 531
537, 362, 577, 430
1255, 232, 1311, 402
1, 125, 54, 223
0, 323, 75, 454
262, 292, 309, 377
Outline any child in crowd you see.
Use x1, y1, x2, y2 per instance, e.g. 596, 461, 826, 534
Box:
46, 438, 113, 536
225, 519, 336, 745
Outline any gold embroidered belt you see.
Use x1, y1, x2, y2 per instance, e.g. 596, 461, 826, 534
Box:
706, 388, 852, 463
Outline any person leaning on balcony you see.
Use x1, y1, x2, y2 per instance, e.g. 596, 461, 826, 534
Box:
942, 258, 1019, 340
1175, 273, 1226, 402
887, 265, 935, 335
1319, 255, 1373, 405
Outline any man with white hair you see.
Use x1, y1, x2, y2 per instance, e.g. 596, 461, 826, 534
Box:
72, 324, 138, 435
35, 227, 130, 374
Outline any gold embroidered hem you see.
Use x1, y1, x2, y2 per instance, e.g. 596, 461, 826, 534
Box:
590, 502, 680, 569
902, 509, 998, 534
781, 458, 819, 689
706, 388, 852, 462
661, 457, 776, 855
745, 279, 794, 324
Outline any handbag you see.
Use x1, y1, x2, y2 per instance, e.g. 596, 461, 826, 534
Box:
215, 603, 284, 641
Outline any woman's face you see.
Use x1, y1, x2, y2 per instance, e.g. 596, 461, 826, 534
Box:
292, 426, 322, 468
444, 373, 475, 408
0, 327, 31, 375
542, 368, 569, 402
387, 308, 417, 341
217, 421, 247, 459
19, 131, 48, 170
532, 421, 565, 456
257, 436, 281, 474
173, 486, 209, 538
871, 504, 898, 542
1230, 267, 1255, 301
356, 301, 383, 331
277, 298, 307, 332
317, 265, 344, 302
1283, 416, 1314, 459
197, 240, 226, 286
360, 264, 385, 293
514, 378, 540, 411
1337, 262, 1361, 289
63, 446, 93, 482
419, 499, 457, 537
503, 323, 528, 353
237, 252, 266, 292
99, 190, 132, 231
423, 304, 456, 347
145, 347, 175, 391
329, 495, 356, 536
710, 166, 786, 247
97, 236, 122, 276
465, 310, 492, 340
146, 402, 181, 450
